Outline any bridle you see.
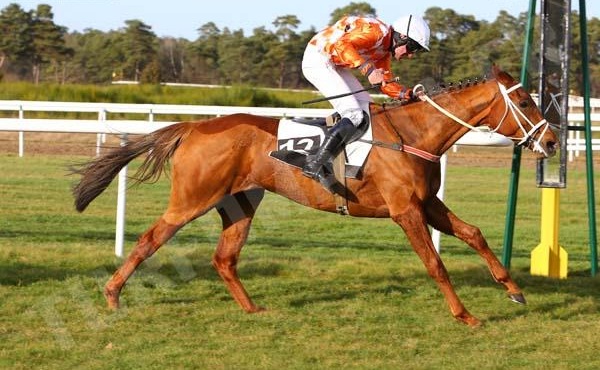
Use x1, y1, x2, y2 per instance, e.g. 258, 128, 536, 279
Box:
413, 81, 551, 156
494, 82, 550, 155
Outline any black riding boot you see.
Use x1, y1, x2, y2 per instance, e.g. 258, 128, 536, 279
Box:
303, 118, 357, 193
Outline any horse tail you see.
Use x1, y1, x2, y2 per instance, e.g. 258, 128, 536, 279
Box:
72, 123, 192, 212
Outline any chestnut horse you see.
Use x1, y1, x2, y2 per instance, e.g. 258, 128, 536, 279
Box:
73, 66, 557, 326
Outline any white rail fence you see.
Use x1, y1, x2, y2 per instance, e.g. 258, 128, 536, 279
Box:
0, 100, 598, 256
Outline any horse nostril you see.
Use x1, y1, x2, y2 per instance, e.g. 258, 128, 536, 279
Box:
547, 141, 557, 155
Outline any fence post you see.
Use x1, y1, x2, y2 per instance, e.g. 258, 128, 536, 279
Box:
114, 133, 128, 258
432, 154, 448, 253
18, 104, 24, 157
96, 109, 107, 157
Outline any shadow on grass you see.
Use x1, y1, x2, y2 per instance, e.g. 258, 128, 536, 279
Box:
287, 276, 411, 308
413, 265, 600, 322
253, 235, 403, 253
0, 229, 116, 243
2, 237, 597, 326
0, 252, 287, 287
0, 261, 80, 286
259, 263, 599, 322
0, 228, 220, 245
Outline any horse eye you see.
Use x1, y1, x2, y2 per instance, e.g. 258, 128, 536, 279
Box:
519, 100, 529, 108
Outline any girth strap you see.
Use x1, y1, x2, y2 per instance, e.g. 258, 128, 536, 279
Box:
327, 117, 350, 215
357, 139, 441, 163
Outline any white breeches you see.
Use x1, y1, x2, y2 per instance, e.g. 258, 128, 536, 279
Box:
302, 44, 372, 126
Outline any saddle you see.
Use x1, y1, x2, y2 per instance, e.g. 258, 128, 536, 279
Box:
268, 113, 372, 214
269, 113, 371, 177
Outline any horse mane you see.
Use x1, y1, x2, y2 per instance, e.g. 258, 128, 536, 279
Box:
381, 74, 490, 108
427, 75, 489, 97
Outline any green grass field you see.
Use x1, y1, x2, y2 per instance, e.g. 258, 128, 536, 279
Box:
0, 150, 599, 369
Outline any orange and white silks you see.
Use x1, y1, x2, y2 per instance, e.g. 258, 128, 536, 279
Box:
302, 16, 404, 118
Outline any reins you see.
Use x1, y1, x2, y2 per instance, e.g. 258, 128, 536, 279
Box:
412, 84, 485, 133
413, 80, 550, 156
361, 78, 550, 161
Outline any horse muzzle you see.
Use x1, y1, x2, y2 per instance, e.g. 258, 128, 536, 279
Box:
532, 137, 558, 158
516, 119, 558, 158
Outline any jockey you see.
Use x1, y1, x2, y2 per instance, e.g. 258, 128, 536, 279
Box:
301, 14, 430, 193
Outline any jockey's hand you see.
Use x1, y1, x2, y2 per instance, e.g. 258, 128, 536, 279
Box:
368, 68, 386, 85
402, 88, 422, 102
413, 89, 425, 101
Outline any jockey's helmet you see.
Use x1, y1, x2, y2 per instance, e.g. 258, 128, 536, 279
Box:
392, 15, 430, 52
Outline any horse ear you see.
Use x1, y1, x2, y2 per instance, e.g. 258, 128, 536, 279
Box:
491, 64, 501, 77
489, 64, 516, 85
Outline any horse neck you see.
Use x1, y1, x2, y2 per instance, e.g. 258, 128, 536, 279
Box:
375, 80, 499, 156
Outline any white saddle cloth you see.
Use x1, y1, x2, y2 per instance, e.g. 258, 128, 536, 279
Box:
276, 117, 373, 175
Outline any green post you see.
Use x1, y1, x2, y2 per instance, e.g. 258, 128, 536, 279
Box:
502, 0, 537, 268
502, 147, 522, 268
578, 0, 598, 276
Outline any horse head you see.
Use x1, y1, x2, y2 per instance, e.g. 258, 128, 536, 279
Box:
379, 65, 558, 160
481, 65, 557, 157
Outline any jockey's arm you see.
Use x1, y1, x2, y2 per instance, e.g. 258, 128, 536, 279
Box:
331, 27, 412, 101
331, 25, 383, 78
373, 58, 411, 100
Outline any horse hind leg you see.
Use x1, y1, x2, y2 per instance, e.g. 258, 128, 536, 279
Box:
104, 186, 229, 309
104, 188, 265, 311
424, 196, 525, 304
104, 217, 184, 310
212, 189, 265, 313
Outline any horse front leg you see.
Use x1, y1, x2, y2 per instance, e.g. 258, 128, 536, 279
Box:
392, 197, 481, 327
424, 196, 526, 304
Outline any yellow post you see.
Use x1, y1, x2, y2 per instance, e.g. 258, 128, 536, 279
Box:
531, 188, 568, 278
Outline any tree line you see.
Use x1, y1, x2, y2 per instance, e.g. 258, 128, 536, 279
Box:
1, 2, 599, 96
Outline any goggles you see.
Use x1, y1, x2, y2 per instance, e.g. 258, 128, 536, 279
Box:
393, 32, 424, 54
405, 37, 424, 53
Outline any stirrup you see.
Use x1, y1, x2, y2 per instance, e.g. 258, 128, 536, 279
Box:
302, 155, 321, 179
313, 166, 345, 195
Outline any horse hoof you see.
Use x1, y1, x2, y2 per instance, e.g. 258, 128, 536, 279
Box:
464, 317, 482, 327
455, 312, 482, 327
509, 293, 527, 305
105, 297, 120, 310
244, 305, 266, 313
104, 287, 120, 310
